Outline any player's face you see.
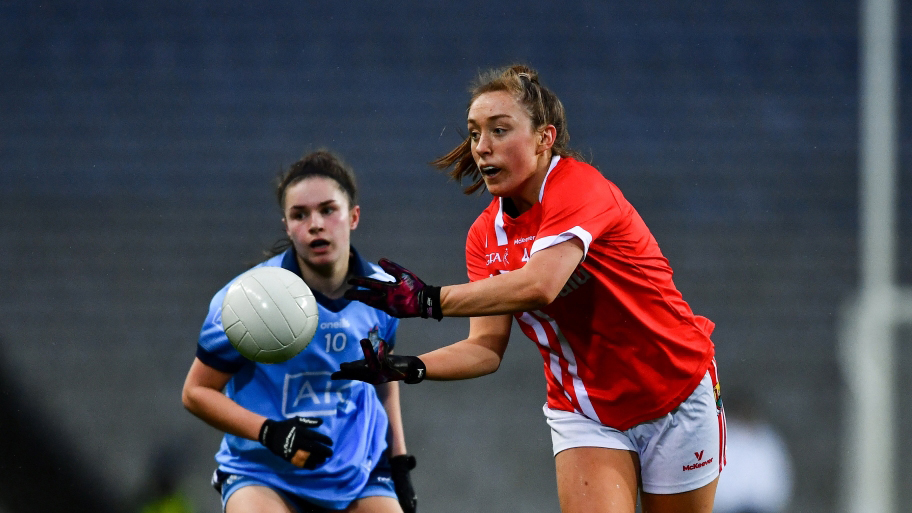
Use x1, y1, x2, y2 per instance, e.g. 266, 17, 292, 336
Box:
468, 90, 553, 208
282, 176, 360, 270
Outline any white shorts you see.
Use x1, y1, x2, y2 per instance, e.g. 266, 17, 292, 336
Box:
545, 367, 726, 494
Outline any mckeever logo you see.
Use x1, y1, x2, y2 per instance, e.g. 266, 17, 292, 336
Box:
683, 450, 713, 472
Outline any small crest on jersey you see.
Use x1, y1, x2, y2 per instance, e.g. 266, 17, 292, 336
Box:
367, 326, 383, 351
487, 248, 509, 266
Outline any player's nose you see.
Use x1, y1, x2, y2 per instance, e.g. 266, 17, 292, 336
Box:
308, 214, 325, 232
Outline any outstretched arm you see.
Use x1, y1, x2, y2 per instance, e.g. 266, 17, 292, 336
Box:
333, 314, 512, 384
441, 238, 584, 316
345, 237, 584, 319
420, 314, 513, 380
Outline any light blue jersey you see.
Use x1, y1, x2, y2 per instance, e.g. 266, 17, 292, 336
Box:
196, 248, 399, 510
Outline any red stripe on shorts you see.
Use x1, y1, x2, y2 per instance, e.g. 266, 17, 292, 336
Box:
708, 358, 727, 471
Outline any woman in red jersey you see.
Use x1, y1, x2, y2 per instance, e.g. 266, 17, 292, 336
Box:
333, 65, 725, 513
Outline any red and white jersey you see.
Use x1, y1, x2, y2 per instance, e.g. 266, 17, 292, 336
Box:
466, 156, 716, 430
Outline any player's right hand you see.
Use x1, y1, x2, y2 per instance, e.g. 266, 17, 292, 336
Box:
331, 329, 426, 385
345, 259, 442, 320
258, 417, 333, 469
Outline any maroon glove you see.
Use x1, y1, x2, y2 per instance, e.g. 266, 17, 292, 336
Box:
344, 259, 442, 320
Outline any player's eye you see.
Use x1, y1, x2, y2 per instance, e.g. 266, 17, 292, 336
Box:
469, 131, 480, 141
492, 127, 507, 135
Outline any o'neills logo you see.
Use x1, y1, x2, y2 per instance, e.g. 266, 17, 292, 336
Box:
683, 458, 713, 472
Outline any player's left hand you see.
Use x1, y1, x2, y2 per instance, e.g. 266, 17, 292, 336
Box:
390, 454, 418, 513
344, 259, 442, 320
330, 329, 426, 385
258, 417, 333, 469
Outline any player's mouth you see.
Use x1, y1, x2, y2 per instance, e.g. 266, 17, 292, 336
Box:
481, 166, 501, 178
310, 239, 330, 250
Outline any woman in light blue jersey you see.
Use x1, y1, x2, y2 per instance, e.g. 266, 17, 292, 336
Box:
182, 150, 417, 513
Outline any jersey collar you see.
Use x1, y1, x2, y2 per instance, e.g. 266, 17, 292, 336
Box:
280, 247, 372, 312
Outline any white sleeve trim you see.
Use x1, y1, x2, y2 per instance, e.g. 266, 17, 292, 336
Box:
530, 226, 593, 259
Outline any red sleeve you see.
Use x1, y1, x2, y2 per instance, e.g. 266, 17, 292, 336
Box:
532, 159, 623, 256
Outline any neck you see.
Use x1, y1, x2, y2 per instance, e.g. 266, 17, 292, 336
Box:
509, 152, 554, 215
295, 253, 351, 299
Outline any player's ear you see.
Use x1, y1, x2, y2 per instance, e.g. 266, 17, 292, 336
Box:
282, 216, 290, 236
538, 125, 556, 152
349, 205, 361, 231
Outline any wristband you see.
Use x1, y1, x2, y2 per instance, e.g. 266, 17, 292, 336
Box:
420, 285, 443, 321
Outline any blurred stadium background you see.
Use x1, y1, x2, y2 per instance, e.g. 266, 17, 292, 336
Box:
1, 1, 910, 512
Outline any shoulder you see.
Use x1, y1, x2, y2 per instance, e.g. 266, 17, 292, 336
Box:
468, 197, 500, 232
466, 197, 500, 248
542, 157, 622, 207
547, 157, 611, 190
350, 248, 395, 284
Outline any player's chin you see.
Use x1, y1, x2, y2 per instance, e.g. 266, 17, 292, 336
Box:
483, 179, 513, 198
302, 248, 338, 267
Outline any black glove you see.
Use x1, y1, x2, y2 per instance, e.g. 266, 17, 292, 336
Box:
258, 417, 333, 469
344, 259, 442, 320
331, 329, 426, 385
390, 454, 418, 513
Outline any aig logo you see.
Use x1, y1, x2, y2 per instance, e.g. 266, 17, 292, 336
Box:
283, 372, 356, 416
487, 248, 508, 266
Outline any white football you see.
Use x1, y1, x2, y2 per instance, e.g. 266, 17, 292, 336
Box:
220, 266, 319, 364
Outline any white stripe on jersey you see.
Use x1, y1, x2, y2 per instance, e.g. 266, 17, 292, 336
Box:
519, 310, 601, 423
494, 202, 508, 246
519, 311, 567, 400
495, 156, 561, 248
538, 155, 562, 202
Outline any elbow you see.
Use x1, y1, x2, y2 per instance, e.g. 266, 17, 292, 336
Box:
524, 282, 558, 310
181, 386, 198, 414
516, 267, 564, 310
477, 343, 506, 376
481, 354, 503, 376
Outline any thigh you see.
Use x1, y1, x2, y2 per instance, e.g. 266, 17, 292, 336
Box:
634, 370, 724, 495
344, 496, 402, 513
226, 484, 296, 513
555, 447, 640, 513
641, 477, 718, 513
